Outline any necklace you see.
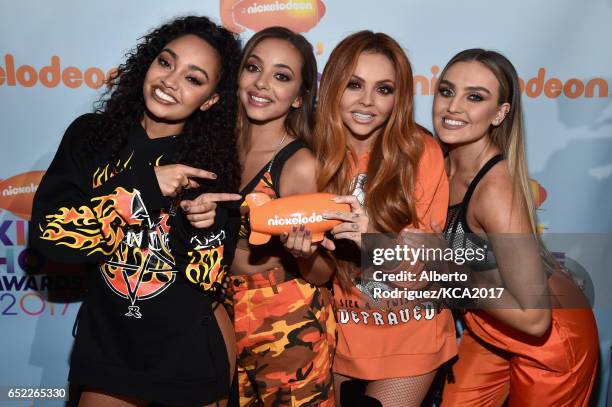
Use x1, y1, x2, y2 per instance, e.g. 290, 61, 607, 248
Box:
266, 133, 288, 172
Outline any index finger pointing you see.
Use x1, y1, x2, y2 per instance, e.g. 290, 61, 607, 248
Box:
199, 193, 242, 202
180, 165, 217, 180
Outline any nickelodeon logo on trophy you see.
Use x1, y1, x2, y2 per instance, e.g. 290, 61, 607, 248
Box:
220, 0, 326, 33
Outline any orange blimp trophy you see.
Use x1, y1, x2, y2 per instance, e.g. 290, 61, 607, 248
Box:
245, 192, 349, 245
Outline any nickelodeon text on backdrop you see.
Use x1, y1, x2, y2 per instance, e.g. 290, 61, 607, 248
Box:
0, 54, 607, 98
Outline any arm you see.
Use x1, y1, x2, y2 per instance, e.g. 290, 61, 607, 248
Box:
405, 137, 550, 336
171, 192, 241, 295
402, 143, 549, 337
29, 115, 168, 263
279, 148, 336, 286
170, 204, 232, 296
469, 177, 551, 337
278, 147, 317, 196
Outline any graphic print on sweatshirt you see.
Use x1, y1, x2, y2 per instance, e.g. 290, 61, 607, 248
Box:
37, 140, 229, 318
350, 172, 394, 304
100, 189, 177, 319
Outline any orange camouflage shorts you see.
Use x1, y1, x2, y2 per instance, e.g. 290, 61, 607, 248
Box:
230, 268, 336, 406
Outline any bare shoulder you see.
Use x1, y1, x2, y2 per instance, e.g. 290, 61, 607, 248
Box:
279, 147, 317, 196
469, 162, 531, 234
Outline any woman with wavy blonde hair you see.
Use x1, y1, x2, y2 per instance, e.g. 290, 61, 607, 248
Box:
304, 31, 457, 406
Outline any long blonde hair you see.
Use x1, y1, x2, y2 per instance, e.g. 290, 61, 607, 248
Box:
314, 31, 424, 290
439, 49, 537, 232
439, 49, 556, 272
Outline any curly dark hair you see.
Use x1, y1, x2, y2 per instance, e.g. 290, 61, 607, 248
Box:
88, 15, 241, 193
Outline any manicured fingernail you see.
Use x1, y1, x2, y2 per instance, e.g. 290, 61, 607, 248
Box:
306, 229, 311, 236
292, 226, 297, 232
299, 224, 305, 232
211, 173, 217, 179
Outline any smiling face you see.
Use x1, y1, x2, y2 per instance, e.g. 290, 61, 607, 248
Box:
433, 60, 510, 147
238, 38, 304, 124
142, 34, 221, 126
339, 52, 396, 142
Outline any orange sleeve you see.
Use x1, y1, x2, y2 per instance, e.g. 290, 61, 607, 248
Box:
414, 135, 449, 231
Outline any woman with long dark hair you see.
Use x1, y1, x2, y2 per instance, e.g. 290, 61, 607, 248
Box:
229, 27, 335, 406
30, 16, 242, 407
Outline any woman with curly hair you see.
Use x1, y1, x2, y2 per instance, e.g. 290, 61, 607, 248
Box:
307, 31, 457, 406
228, 27, 335, 405
30, 16, 242, 407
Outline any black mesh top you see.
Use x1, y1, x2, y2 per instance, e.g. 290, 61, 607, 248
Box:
443, 154, 505, 271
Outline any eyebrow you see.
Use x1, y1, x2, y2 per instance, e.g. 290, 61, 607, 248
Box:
351, 74, 395, 86
248, 54, 295, 75
161, 47, 210, 81
439, 79, 491, 95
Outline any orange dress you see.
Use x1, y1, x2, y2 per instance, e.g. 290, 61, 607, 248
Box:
332, 134, 457, 379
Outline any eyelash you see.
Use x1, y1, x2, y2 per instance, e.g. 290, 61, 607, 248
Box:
347, 80, 394, 96
245, 63, 291, 82
274, 73, 290, 82
158, 56, 203, 86
347, 80, 361, 90
158, 56, 171, 69
245, 63, 260, 73
438, 86, 454, 97
377, 85, 394, 95
438, 86, 483, 102
187, 76, 202, 86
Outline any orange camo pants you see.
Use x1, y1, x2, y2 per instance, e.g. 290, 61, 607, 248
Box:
231, 268, 336, 406
441, 308, 599, 407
